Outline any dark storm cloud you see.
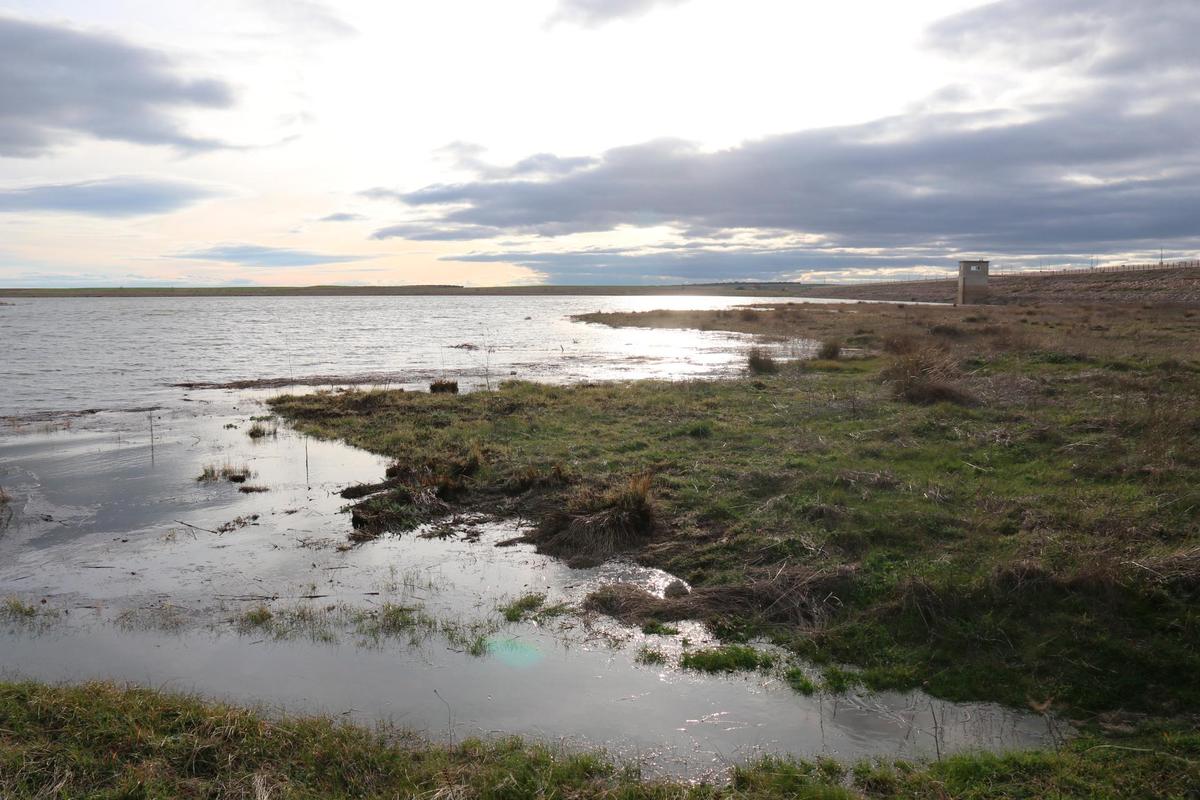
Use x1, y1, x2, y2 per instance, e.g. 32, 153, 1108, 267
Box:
551, 0, 688, 26
449, 246, 961, 285
368, 0, 1200, 281
0, 14, 233, 157
0, 176, 219, 217
381, 104, 1200, 253
172, 244, 367, 268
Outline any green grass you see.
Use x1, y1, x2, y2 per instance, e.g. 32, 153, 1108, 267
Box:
500, 592, 547, 622
2, 681, 1196, 799
270, 314, 1200, 718
680, 645, 774, 673
821, 666, 860, 694
642, 620, 680, 636
785, 667, 817, 696
636, 646, 668, 665
2, 597, 38, 620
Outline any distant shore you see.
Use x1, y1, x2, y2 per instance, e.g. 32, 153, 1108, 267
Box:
0, 282, 826, 299
3, 264, 1199, 304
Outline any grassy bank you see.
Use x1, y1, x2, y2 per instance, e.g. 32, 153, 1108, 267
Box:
1, 681, 1197, 798
271, 300, 1200, 718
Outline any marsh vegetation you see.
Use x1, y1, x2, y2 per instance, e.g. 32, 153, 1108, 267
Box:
196, 462, 255, 483
1, 681, 1196, 798
272, 301, 1200, 722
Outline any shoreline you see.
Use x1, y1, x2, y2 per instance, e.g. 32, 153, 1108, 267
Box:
2, 680, 1195, 798
0, 282, 825, 298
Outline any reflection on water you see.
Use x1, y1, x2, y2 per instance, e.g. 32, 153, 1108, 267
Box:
0, 296, 1066, 778
0, 295, 777, 417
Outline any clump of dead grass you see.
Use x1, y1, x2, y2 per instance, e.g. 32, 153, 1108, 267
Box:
584, 566, 852, 629
817, 340, 842, 360
430, 379, 459, 394
880, 349, 976, 406
531, 474, 656, 567
746, 348, 779, 375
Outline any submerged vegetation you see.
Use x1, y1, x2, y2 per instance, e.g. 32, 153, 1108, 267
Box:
197, 462, 255, 484
2, 680, 1197, 799
247, 420, 277, 439
233, 600, 498, 654
680, 644, 774, 673
272, 301, 1200, 722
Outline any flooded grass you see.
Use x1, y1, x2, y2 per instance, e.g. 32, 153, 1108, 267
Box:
680, 645, 774, 674
232, 600, 499, 654
247, 421, 277, 439
784, 668, 817, 696
270, 301, 1200, 721
196, 462, 255, 483
1, 597, 59, 630
500, 592, 546, 622
822, 666, 860, 694
641, 620, 680, 636
354, 603, 440, 643
3, 680, 1196, 799
235, 604, 339, 644
636, 646, 667, 665
115, 604, 188, 633
2, 596, 38, 621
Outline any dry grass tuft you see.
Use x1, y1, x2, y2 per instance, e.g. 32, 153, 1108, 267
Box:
584, 566, 852, 629
429, 379, 459, 394
880, 349, 976, 406
817, 340, 842, 360
746, 348, 779, 374
531, 474, 656, 567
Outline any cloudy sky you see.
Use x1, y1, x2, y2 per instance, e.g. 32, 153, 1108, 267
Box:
1, 1, 1196, 287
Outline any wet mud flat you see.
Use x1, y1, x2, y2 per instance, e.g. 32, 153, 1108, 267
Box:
0, 385, 1061, 779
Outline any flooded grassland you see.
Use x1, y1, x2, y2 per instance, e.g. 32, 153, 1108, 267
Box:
2, 297, 1198, 797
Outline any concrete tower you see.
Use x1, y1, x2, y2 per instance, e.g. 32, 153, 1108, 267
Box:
957, 260, 989, 304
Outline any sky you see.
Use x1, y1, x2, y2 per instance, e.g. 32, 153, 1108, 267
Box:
1, 0, 1197, 287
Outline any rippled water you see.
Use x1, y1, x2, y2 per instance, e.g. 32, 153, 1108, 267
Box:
0, 295, 774, 417
0, 296, 1064, 777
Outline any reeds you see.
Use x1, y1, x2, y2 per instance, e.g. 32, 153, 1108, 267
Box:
746, 347, 779, 374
